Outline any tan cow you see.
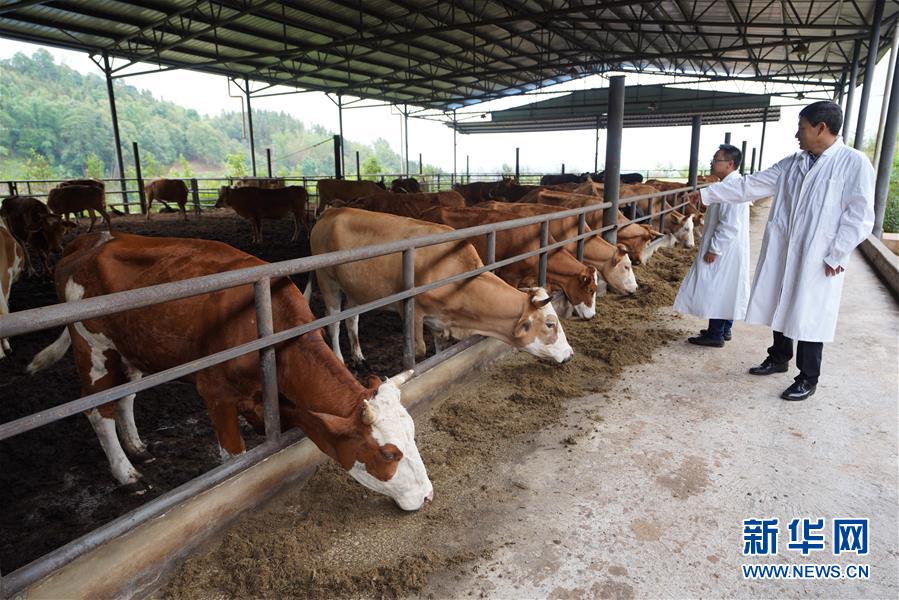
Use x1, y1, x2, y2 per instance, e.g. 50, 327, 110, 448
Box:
144, 178, 190, 221
316, 179, 386, 214
215, 186, 308, 243
419, 206, 598, 319
334, 191, 465, 219
476, 201, 637, 294
0, 217, 25, 358
0, 195, 75, 276
310, 208, 573, 364
233, 177, 285, 189
27, 231, 433, 510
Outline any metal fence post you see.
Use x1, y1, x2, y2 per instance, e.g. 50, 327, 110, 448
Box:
402, 248, 416, 370
436, 173, 441, 191
538, 220, 549, 287
266, 148, 273, 178
6, 181, 15, 196
356, 151, 361, 181
133, 142, 147, 215
254, 278, 281, 442
657, 197, 665, 232
191, 178, 201, 214
486, 230, 496, 270
740, 140, 747, 175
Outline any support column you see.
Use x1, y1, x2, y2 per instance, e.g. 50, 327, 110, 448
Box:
758, 108, 769, 170
419, 153, 423, 175
133, 142, 146, 214
602, 75, 625, 244
356, 151, 361, 181
844, 39, 862, 143
103, 51, 129, 213
337, 94, 345, 179
244, 77, 257, 177
854, 0, 885, 149
404, 105, 410, 177
688, 115, 701, 188
873, 36, 899, 237
750, 147, 757, 174
452, 111, 457, 186
874, 25, 899, 168
333, 135, 342, 179
593, 116, 600, 173
836, 69, 847, 104
724, 131, 732, 144
515, 147, 520, 179
266, 148, 272, 178
740, 140, 747, 175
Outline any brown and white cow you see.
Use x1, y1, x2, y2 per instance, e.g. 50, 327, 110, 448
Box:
27, 232, 433, 510
145, 178, 190, 221
334, 190, 466, 219
0, 195, 75, 276
48, 182, 112, 233
476, 201, 637, 294
309, 208, 573, 365
0, 216, 25, 358
419, 206, 598, 320
316, 179, 386, 214
215, 186, 308, 243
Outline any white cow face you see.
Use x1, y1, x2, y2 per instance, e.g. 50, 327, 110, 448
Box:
606, 251, 638, 294
517, 288, 574, 363
674, 215, 695, 248
571, 269, 598, 320
347, 374, 433, 511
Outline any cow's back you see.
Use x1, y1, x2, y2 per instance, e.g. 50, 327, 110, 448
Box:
317, 180, 384, 204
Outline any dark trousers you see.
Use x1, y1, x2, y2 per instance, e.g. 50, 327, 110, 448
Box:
767, 330, 823, 384
707, 318, 733, 341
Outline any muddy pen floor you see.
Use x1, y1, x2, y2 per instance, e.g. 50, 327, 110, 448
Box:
0, 209, 434, 574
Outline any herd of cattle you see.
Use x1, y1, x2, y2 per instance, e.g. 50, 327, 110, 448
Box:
0, 172, 714, 511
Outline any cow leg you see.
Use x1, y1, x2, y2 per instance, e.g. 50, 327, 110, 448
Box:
87, 209, 97, 233
114, 364, 152, 462
145, 196, 153, 221
414, 312, 427, 359
255, 218, 264, 244
195, 373, 247, 461
180, 201, 188, 221
317, 274, 345, 363
344, 301, 366, 365
98, 207, 112, 232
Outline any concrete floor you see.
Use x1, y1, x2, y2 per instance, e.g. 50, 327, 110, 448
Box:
419, 203, 899, 599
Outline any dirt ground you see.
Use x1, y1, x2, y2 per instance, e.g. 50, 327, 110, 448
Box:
0, 209, 418, 574
158, 244, 697, 599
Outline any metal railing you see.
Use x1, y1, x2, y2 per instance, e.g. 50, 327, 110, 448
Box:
0, 184, 696, 595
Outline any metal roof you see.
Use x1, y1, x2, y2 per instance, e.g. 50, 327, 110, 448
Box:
451, 84, 781, 132
0, 1, 896, 110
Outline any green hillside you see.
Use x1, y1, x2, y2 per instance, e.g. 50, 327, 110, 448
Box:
0, 49, 438, 181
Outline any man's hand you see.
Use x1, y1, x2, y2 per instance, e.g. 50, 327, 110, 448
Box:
825, 264, 844, 277
703, 250, 717, 264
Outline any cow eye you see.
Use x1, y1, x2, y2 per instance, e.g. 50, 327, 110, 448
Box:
547, 321, 556, 329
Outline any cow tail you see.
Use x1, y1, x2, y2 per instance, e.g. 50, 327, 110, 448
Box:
302, 275, 313, 303
26, 328, 71, 375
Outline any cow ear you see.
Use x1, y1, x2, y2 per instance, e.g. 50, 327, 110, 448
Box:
365, 375, 382, 391
309, 410, 357, 436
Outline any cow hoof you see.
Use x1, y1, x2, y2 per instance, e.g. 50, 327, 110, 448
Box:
121, 480, 152, 496
133, 450, 156, 464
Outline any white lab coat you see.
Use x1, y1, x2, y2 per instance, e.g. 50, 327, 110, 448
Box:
700, 138, 875, 342
674, 171, 750, 320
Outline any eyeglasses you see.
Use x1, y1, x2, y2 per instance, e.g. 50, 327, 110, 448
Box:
710, 158, 731, 163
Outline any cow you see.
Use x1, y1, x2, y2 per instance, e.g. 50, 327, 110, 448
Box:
418, 206, 598, 320
309, 208, 573, 365
233, 177, 285, 189
540, 174, 583, 185
583, 171, 644, 184
518, 190, 665, 265
0, 217, 25, 358
316, 179, 387, 215
389, 177, 422, 193
144, 178, 190, 221
476, 201, 637, 294
452, 177, 518, 205
215, 186, 308, 243
0, 195, 75, 276
25, 232, 433, 509
48, 183, 112, 233
334, 191, 466, 219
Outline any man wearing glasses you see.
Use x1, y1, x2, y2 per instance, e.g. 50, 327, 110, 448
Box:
674, 144, 750, 349
686, 101, 874, 401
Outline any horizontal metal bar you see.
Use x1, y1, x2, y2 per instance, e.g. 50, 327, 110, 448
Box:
1, 429, 305, 596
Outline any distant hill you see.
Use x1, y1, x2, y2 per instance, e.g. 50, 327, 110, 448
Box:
0, 49, 437, 180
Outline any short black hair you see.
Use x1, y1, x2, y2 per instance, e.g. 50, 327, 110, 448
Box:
799, 101, 843, 135
717, 144, 742, 169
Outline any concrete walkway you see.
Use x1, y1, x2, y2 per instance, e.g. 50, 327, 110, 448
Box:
419, 204, 899, 598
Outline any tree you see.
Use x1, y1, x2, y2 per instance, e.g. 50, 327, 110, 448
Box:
225, 152, 248, 177
84, 153, 104, 179
361, 155, 384, 178
169, 154, 193, 178
24, 149, 54, 181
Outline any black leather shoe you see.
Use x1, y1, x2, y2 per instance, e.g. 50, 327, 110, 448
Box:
688, 335, 725, 348
700, 328, 732, 341
781, 380, 816, 401
748, 358, 789, 375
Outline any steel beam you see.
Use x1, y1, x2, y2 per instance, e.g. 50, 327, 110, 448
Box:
244, 78, 257, 177
740, 140, 747, 175
844, 39, 862, 143
759, 108, 768, 170
602, 76, 624, 245
688, 115, 701, 188
874, 25, 899, 168
874, 38, 899, 237
102, 51, 129, 214
854, 0, 886, 148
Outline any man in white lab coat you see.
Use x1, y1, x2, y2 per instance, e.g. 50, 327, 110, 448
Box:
674, 144, 750, 347
686, 101, 875, 401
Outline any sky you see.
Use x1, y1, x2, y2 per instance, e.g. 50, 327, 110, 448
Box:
0, 36, 894, 176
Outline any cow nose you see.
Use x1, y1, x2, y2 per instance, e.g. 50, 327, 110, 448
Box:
561, 354, 572, 364
424, 491, 434, 504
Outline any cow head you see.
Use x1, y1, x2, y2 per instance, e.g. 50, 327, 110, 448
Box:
514, 288, 573, 363
569, 266, 598, 319
214, 187, 230, 208
317, 372, 432, 511
669, 212, 695, 248
27, 214, 73, 254
604, 245, 638, 294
